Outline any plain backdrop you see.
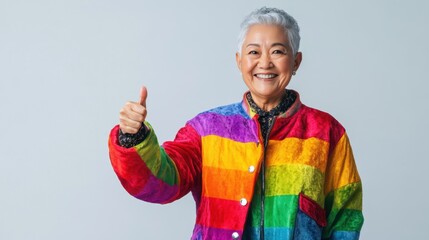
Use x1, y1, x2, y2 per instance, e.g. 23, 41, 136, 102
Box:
1, 0, 428, 239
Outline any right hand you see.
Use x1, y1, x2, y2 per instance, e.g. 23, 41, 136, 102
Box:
119, 86, 148, 134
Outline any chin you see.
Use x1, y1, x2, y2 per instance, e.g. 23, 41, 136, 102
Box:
252, 90, 278, 99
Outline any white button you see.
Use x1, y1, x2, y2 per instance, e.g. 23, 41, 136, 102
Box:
248, 165, 255, 173
232, 232, 240, 239
240, 198, 248, 206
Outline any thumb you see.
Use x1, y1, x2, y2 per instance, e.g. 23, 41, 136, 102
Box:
139, 86, 148, 107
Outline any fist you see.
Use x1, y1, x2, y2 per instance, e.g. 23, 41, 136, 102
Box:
119, 86, 148, 134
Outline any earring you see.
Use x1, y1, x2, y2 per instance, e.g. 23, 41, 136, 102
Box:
292, 70, 296, 75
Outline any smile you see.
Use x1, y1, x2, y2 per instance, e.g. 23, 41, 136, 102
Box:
254, 73, 278, 79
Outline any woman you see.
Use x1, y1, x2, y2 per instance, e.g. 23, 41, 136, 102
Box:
108, 7, 364, 240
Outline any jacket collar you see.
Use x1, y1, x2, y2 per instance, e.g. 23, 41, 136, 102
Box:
241, 89, 302, 119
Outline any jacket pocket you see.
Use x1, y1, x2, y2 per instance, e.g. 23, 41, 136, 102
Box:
293, 193, 327, 240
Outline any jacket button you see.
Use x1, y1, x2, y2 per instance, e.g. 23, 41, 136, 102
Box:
240, 198, 248, 206
232, 232, 239, 239
248, 165, 255, 173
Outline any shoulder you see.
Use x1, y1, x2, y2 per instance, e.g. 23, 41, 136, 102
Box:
202, 102, 248, 117
293, 104, 346, 145
190, 101, 249, 121
185, 101, 252, 136
300, 105, 342, 127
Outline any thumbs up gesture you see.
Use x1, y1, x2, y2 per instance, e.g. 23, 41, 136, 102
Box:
119, 86, 148, 134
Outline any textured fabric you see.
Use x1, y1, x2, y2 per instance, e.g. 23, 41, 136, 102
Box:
246, 89, 296, 139
118, 126, 149, 148
108, 90, 364, 240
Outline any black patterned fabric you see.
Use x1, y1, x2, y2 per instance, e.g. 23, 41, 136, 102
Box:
246, 89, 296, 141
118, 126, 149, 148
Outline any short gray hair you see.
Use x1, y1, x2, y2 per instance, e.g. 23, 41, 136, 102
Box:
237, 7, 301, 55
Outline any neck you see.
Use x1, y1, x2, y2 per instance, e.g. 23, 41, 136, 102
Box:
250, 92, 285, 112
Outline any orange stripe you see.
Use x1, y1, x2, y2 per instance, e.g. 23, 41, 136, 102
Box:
202, 166, 258, 201
324, 134, 361, 194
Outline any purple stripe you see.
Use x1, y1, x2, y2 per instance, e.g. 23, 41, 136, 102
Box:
192, 224, 243, 240
188, 112, 259, 143
134, 174, 178, 203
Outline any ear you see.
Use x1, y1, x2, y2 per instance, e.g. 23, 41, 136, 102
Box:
293, 52, 303, 71
235, 52, 242, 72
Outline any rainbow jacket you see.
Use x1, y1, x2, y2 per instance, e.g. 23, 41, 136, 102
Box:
108, 91, 364, 240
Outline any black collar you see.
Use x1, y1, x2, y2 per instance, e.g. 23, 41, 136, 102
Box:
245, 90, 297, 118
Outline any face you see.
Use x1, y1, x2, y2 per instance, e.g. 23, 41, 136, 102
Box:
236, 24, 302, 104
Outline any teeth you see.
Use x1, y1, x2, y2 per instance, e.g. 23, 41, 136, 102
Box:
255, 74, 276, 79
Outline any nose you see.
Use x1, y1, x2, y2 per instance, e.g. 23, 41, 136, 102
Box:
258, 53, 273, 69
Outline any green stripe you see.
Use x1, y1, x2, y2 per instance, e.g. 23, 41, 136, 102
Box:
325, 182, 363, 212
325, 209, 363, 232
134, 123, 178, 186
266, 164, 325, 205
265, 195, 299, 227
247, 194, 299, 228
323, 182, 363, 238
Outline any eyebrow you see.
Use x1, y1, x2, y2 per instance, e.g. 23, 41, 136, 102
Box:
272, 43, 288, 48
245, 43, 288, 48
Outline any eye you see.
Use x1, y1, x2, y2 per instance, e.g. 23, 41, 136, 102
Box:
272, 49, 286, 55
248, 50, 259, 55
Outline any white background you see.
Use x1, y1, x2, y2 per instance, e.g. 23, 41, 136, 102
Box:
1, 0, 428, 239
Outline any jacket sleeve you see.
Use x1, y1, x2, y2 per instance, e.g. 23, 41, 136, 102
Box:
108, 122, 202, 204
322, 132, 364, 239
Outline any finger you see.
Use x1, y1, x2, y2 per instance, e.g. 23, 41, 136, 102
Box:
124, 101, 146, 115
119, 118, 143, 133
122, 108, 146, 123
130, 104, 146, 115
139, 86, 148, 107
119, 124, 140, 134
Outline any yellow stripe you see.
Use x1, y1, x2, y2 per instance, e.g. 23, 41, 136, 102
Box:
266, 137, 329, 173
266, 164, 325, 205
324, 134, 361, 195
202, 135, 262, 170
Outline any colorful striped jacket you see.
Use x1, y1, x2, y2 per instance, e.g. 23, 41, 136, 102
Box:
108, 91, 364, 239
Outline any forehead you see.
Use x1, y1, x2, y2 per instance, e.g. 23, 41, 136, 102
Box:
244, 24, 288, 44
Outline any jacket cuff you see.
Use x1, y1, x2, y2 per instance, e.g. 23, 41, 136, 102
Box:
118, 124, 150, 148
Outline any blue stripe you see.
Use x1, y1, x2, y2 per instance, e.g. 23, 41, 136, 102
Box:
243, 226, 293, 239
331, 230, 360, 240
204, 102, 250, 119
294, 210, 323, 239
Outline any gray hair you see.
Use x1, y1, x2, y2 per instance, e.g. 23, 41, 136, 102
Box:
237, 7, 301, 56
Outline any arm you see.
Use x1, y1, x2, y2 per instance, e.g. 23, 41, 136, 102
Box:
108, 122, 202, 204
323, 133, 364, 239
109, 85, 201, 204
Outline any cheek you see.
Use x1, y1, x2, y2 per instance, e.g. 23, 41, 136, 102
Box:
242, 58, 256, 73
277, 60, 294, 73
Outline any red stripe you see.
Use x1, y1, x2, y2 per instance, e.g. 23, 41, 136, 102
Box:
162, 124, 202, 200
109, 126, 152, 196
196, 196, 248, 230
271, 105, 345, 148
299, 193, 327, 227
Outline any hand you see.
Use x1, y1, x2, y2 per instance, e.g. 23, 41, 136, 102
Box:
119, 86, 148, 134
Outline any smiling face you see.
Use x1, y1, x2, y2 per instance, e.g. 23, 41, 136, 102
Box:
236, 24, 302, 110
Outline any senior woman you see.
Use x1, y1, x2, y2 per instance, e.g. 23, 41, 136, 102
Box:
108, 7, 363, 240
